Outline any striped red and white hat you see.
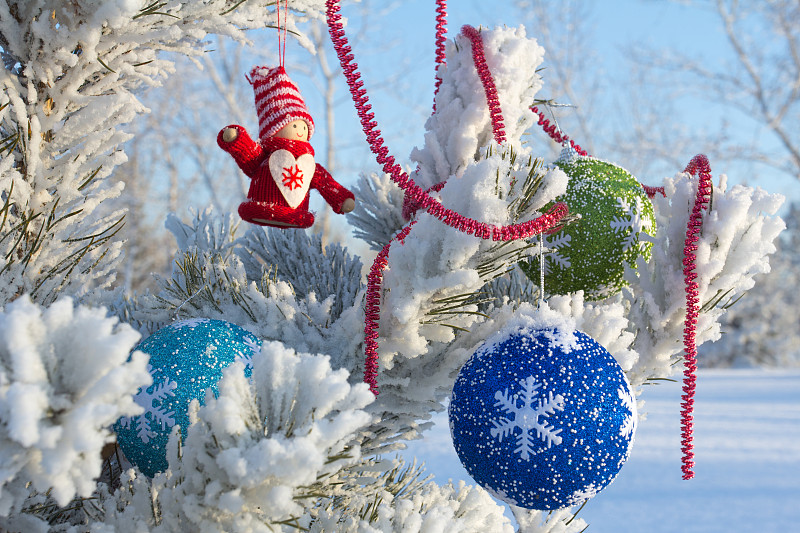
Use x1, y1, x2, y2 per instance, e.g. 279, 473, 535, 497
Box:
248, 66, 315, 141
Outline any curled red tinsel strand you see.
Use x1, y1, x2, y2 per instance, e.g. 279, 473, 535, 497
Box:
642, 184, 667, 198
433, 0, 447, 106
680, 153, 713, 480
460, 25, 506, 144
363, 222, 416, 396
530, 105, 588, 157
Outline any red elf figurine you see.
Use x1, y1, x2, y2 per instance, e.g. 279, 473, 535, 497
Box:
218, 66, 355, 228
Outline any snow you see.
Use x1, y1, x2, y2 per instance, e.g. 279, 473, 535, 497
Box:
410, 26, 546, 189
403, 369, 800, 532
118, 344, 377, 531
0, 296, 151, 511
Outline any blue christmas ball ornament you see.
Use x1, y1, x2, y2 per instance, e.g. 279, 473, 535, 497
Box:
115, 318, 261, 477
449, 326, 637, 510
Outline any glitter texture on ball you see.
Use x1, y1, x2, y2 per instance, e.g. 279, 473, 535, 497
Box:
449, 326, 637, 510
114, 318, 262, 477
520, 155, 656, 300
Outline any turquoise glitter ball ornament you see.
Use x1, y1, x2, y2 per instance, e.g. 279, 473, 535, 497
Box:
114, 318, 261, 477
520, 152, 656, 300
449, 325, 637, 510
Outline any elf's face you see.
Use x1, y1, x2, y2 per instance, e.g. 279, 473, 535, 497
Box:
275, 120, 309, 142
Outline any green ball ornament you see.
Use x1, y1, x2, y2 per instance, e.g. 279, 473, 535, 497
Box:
521, 153, 656, 300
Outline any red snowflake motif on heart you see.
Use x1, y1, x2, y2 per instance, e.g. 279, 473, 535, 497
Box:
282, 164, 304, 190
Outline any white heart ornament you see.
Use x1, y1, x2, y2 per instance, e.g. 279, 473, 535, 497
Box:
268, 150, 315, 208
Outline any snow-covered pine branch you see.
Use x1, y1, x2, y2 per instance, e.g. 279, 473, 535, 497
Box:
702, 202, 800, 367
349, 170, 408, 251
146, 343, 373, 531
410, 26, 545, 190
364, 29, 569, 436
113, 209, 366, 376
309, 480, 517, 533
0, 0, 326, 305
238, 223, 364, 323
0, 295, 150, 516
625, 170, 785, 386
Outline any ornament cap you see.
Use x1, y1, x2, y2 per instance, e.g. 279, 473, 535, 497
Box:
556, 145, 580, 165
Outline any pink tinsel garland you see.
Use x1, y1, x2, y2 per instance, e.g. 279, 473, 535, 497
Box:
326, 0, 568, 394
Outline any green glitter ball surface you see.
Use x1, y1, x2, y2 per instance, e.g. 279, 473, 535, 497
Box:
521, 156, 656, 300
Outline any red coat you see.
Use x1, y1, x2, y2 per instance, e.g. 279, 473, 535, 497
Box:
218, 125, 354, 228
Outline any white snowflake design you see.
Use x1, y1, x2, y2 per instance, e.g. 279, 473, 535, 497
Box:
609, 196, 650, 253
484, 486, 519, 507
170, 317, 211, 329
241, 337, 260, 365
618, 385, 638, 438
490, 376, 566, 460
118, 370, 178, 443
540, 232, 572, 274
566, 482, 601, 506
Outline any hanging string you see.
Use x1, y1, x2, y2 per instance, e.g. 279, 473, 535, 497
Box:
538, 233, 545, 307
680, 153, 713, 480
276, 0, 288, 67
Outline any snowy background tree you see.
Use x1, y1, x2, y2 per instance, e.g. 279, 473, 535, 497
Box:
700, 202, 800, 368
0, 1, 790, 532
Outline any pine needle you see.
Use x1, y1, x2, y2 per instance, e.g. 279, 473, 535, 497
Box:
133, 2, 179, 20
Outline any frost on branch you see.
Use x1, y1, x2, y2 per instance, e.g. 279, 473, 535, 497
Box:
116, 342, 373, 531
411, 26, 545, 189
511, 505, 588, 533
238, 224, 364, 323
702, 203, 800, 367
379, 150, 566, 363
350, 170, 409, 251
371, 148, 568, 443
110, 209, 365, 377
0, 295, 150, 514
547, 291, 637, 372
310, 480, 514, 533
625, 171, 785, 386
351, 26, 548, 250
356, 26, 571, 450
